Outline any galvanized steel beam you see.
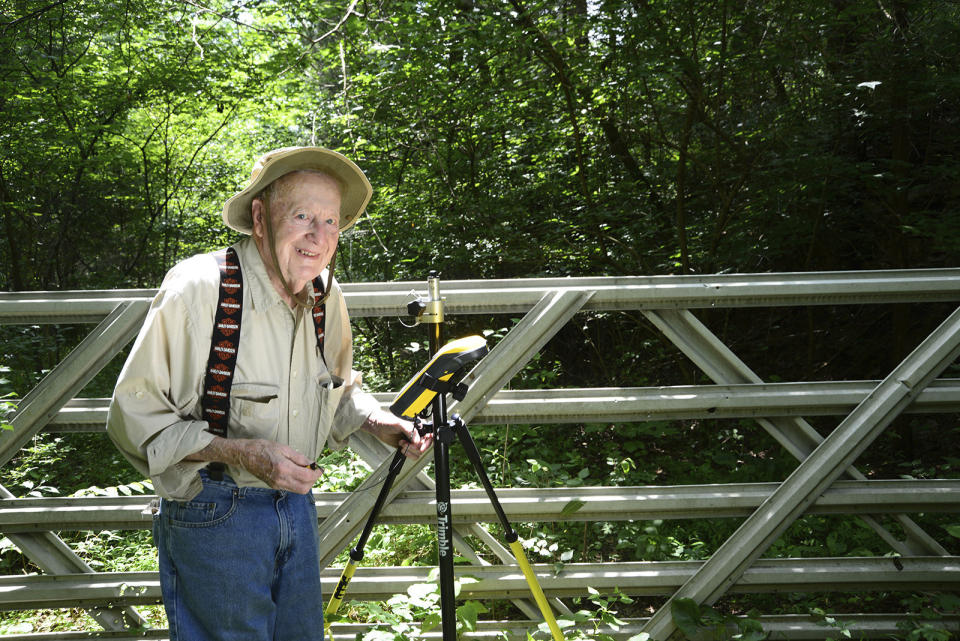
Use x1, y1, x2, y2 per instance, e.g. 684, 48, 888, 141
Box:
0, 290, 155, 325
640, 305, 960, 640
4, 479, 959, 533
0, 301, 151, 632
315, 289, 593, 564
0, 486, 146, 630
359, 479, 960, 523
317, 614, 960, 641
460, 379, 960, 424
4, 268, 960, 324
389, 269, 960, 316
35, 379, 960, 432
0, 300, 150, 468
314, 289, 591, 620
645, 308, 949, 558
323, 614, 960, 641
1, 556, 956, 611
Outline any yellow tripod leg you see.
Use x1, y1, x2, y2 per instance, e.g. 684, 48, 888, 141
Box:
323, 560, 359, 641
509, 540, 566, 641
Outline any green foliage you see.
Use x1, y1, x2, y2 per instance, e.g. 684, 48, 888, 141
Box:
340, 570, 488, 640
5, 0, 960, 293
671, 598, 766, 641
808, 607, 856, 640
0, 433, 144, 498
549, 587, 649, 641
897, 593, 960, 641
0, 392, 14, 432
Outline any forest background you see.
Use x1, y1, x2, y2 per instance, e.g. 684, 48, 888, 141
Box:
1, 0, 960, 636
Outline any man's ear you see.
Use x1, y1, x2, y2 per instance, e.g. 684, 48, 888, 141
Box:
251, 198, 264, 238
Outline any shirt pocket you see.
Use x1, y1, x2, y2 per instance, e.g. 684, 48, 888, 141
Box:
228, 383, 280, 442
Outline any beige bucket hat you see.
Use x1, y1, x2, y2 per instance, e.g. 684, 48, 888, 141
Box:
222, 146, 372, 234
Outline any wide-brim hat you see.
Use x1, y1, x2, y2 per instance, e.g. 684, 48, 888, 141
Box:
222, 146, 372, 234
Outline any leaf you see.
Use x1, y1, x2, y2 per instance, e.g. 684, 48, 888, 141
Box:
737, 617, 768, 641
406, 581, 438, 607
456, 600, 487, 631
944, 525, 960, 539
420, 612, 441, 633
560, 499, 585, 516
555, 617, 579, 629
671, 598, 702, 638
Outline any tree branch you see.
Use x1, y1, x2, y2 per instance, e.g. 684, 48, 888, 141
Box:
0, 0, 68, 36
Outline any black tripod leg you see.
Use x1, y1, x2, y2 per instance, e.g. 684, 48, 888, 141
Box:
451, 415, 566, 640
434, 402, 458, 640
450, 415, 516, 539
324, 448, 407, 639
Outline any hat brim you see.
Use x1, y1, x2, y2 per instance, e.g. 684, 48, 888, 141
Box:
222, 147, 372, 235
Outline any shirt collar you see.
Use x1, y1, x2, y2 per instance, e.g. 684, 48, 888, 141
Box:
235, 236, 283, 313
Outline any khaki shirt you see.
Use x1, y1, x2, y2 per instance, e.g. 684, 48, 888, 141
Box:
107, 237, 380, 500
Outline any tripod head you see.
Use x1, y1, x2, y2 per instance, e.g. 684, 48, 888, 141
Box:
389, 334, 488, 419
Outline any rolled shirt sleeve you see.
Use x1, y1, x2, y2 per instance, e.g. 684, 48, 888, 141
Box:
107, 255, 220, 499
327, 372, 382, 449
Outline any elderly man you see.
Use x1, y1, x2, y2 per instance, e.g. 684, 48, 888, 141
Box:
107, 147, 428, 640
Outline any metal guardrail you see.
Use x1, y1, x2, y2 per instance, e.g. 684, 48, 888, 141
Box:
3, 268, 960, 323
1, 269, 959, 639
1, 556, 957, 611
22, 381, 960, 433
2, 480, 959, 532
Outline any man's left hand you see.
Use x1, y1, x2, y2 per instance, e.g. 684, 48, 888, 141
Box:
360, 410, 433, 459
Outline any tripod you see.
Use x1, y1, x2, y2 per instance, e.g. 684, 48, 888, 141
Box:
324, 274, 565, 641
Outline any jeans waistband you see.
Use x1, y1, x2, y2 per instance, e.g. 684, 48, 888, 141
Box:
196, 468, 309, 499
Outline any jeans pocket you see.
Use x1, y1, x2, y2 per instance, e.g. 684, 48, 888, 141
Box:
167, 488, 238, 529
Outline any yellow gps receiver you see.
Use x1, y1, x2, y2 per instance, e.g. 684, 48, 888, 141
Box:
390, 335, 488, 419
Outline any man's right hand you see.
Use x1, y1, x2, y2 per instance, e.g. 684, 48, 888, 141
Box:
238, 439, 323, 493
185, 437, 322, 494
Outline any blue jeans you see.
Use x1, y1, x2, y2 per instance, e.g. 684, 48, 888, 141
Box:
153, 471, 325, 640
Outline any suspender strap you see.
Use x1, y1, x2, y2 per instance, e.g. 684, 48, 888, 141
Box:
311, 275, 326, 354
202, 248, 243, 479
199, 246, 327, 482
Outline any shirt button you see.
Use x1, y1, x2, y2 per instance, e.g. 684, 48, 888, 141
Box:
292, 370, 298, 378
135, 391, 144, 399
292, 409, 300, 418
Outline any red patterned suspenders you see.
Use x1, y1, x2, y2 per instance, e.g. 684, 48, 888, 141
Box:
201, 246, 327, 480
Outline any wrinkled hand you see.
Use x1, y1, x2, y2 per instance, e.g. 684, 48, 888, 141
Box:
186, 436, 322, 494
361, 410, 433, 459
238, 439, 323, 494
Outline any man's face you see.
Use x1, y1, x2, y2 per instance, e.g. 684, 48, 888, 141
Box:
252, 171, 341, 298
